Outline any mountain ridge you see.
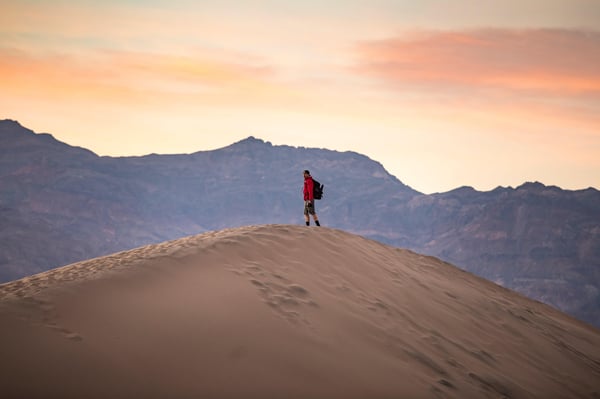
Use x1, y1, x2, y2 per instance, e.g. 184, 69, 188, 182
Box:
3, 119, 593, 193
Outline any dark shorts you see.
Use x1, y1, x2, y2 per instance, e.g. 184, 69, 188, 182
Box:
304, 200, 316, 215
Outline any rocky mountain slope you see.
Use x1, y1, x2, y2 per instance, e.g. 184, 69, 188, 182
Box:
1, 119, 599, 327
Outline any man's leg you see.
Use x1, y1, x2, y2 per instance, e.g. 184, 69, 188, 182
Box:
313, 214, 321, 226
304, 201, 310, 225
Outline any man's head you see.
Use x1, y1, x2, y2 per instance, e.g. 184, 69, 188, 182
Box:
303, 170, 310, 177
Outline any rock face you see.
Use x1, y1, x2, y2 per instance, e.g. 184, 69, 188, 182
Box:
1, 119, 599, 327
403, 184, 600, 328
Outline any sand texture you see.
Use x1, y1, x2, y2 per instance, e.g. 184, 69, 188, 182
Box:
1, 224, 599, 398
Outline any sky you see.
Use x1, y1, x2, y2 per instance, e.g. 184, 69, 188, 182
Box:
1, 0, 599, 193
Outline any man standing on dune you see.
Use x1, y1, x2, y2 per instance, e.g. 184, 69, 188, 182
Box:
303, 170, 321, 226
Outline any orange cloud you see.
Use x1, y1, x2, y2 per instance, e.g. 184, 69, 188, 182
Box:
106, 51, 274, 87
0, 47, 288, 107
356, 29, 600, 95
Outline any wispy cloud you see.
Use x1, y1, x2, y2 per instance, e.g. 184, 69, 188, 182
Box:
356, 29, 600, 95
0, 46, 285, 105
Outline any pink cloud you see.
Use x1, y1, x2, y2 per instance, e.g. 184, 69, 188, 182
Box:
356, 29, 600, 95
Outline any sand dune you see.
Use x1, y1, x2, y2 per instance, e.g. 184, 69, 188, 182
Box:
1, 225, 599, 398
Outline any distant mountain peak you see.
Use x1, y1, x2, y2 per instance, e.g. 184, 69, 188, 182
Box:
448, 185, 477, 194
222, 136, 273, 152
0, 119, 36, 140
0, 119, 31, 133
0, 119, 98, 157
0, 119, 23, 127
518, 181, 546, 189
234, 136, 270, 146
516, 181, 565, 193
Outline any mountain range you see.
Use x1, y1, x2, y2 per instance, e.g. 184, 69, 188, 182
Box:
1, 119, 599, 327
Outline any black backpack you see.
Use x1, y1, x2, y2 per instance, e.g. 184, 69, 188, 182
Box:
312, 178, 324, 200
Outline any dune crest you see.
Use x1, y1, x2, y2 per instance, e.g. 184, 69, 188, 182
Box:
1, 224, 599, 398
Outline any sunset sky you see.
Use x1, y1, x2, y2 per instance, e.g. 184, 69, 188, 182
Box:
1, 0, 599, 193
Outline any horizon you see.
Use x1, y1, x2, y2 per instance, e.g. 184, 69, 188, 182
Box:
1, 1, 599, 194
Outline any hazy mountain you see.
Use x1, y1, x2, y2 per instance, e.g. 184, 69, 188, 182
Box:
1, 119, 599, 327
402, 183, 600, 327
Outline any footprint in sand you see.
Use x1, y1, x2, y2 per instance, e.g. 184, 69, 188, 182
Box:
240, 264, 318, 327
46, 323, 83, 341
12, 296, 85, 343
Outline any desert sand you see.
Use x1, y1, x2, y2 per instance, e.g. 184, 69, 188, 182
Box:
1, 224, 599, 398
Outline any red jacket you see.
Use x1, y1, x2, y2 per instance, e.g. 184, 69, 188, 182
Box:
303, 176, 314, 201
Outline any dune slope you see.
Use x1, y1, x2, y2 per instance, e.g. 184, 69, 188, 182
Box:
1, 225, 599, 398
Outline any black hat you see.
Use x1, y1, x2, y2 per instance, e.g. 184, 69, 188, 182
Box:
303, 170, 310, 175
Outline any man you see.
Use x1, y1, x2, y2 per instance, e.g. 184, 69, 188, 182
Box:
303, 170, 321, 226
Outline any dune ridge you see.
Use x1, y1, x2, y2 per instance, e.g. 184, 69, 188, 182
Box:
1, 224, 599, 398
